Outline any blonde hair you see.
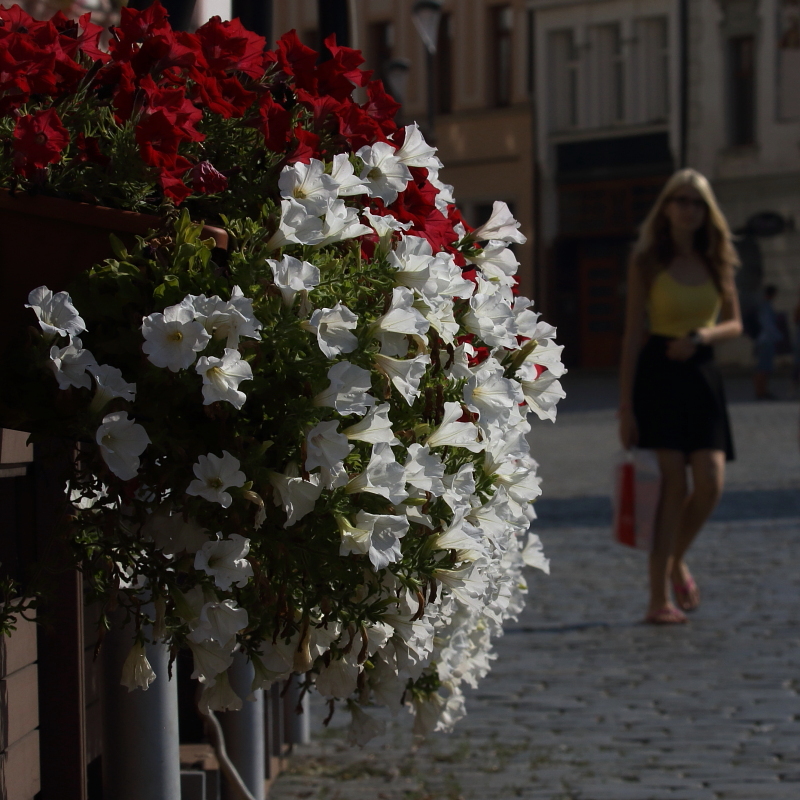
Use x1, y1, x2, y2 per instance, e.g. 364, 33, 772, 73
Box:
632, 168, 739, 293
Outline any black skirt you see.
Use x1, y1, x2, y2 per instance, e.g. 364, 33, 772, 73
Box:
633, 335, 735, 461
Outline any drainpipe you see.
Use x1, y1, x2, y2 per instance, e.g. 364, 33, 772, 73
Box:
102, 610, 181, 800
679, 0, 689, 168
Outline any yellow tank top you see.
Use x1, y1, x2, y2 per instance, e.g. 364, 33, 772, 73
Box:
648, 270, 721, 338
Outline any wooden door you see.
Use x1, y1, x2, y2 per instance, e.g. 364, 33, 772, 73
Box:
577, 239, 628, 368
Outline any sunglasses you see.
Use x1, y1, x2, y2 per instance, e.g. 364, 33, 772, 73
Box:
669, 196, 707, 210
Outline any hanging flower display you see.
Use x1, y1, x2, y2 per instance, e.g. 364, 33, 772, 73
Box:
0, 2, 565, 741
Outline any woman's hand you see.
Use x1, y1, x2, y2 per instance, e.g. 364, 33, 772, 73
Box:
666, 336, 697, 361
618, 408, 638, 450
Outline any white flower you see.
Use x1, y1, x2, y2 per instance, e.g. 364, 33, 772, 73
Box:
347, 702, 387, 746
362, 209, 412, 240
89, 364, 136, 410
96, 412, 150, 481
269, 464, 323, 527
343, 404, 399, 445
266, 198, 326, 250
330, 153, 369, 196
358, 141, 412, 205
415, 296, 459, 345
188, 288, 262, 349
432, 510, 485, 558
413, 692, 446, 737
433, 565, 487, 610
278, 158, 339, 215
464, 360, 524, 427
315, 651, 360, 698
26, 286, 85, 340
305, 420, 353, 472
49, 337, 96, 390
194, 534, 253, 591
142, 303, 211, 372
338, 511, 409, 570
373, 353, 430, 405
426, 402, 483, 452
186, 451, 246, 507
463, 287, 518, 348
317, 199, 373, 246
370, 287, 429, 356
522, 533, 550, 574
199, 670, 242, 713
468, 240, 519, 286
470, 201, 526, 244
143, 508, 209, 555
195, 349, 253, 409
346, 443, 408, 504
517, 368, 565, 422
188, 639, 235, 685
388, 235, 433, 295
442, 464, 476, 512
313, 361, 375, 417
304, 303, 359, 358
403, 444, 445, 496
268, 255, 320, 307
120, 641, 156, 691
520, 339, 567, 378
188, 600, 249, 649
427, 166, 456, 212
394, 123, 442, 170
428, 251, 475, 299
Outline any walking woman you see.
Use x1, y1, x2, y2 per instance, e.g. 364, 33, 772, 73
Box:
619, 169, 743, 624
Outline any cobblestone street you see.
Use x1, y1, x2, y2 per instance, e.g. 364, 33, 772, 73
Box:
270, 374, 800, 800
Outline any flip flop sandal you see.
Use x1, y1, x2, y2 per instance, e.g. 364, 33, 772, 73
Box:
644, 606, 688, 625
672, 574, 700, 612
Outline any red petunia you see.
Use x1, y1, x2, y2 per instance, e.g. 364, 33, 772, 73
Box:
135, 109, 186, 169
317, 34, 373, 100
75, 133, 110, 166
286, 127, 320, 164
337, 101, 384, 150
191, 71, 256, 118
275, 30, 318, 92
13, 109, 70, 177
194, 16, 266, 78
295, 89, 342, 133
191, 161, 228, 194
363, 80, 401, 133
256, 93, 291, 153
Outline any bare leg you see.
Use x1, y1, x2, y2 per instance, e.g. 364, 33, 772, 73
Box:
648, 450, 688, 617
671, 450, 725, 603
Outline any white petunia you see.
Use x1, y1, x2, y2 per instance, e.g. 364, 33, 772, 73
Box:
470, 201, 526, 244
188, 600, 249, 649
188, 639, 235, 685
194, 534, 253, 591
278, 158, 339, 215
362, 209, 412, 240
338, 511, 409, 570
89, 364, 136, 411
342, 404, 399, 445
433, 564, 487, 610
428, 251, 475, 300
442, 464, 476, 512
464, 360, 524, 427
520, 339, 567, 378
432, 509, 485, 558
403, 444, 445, 496
49, 337, 96, 390
268, 255, 320, 307
522, 533, 550, 574
96, 411, 150, 481
188, 288, 262, 349
269, 464, 323, 527
346, 442, 407, 504
315, 650, 360, 698
266, 198, 326, 250
304, 303, 359, 358
186, 451, 246, 508
199, 670, 242, 713
415, 296, 459, 345
26, 286, 85, 340
347, 702, 387, 747
313, 361, 375, 417
357, 141, 412, 205
195, 349, 253, 409
143, 507, 209, 555
306, 420, 353, 473
120, 641, 156, 691
517, 367, 565, 422
426, 165, 456, 212
373, 353, 430, 405
317, 199, 373, 247
142, 303, 211, 372
330, 153, 369, 196
370, 287, 429, 356
425, 402, 483, 452
443, 342, 476, 382
468, 240, 519, 285
463, 287, 518, 348
394, 123, 442, 170
388, 235, 433, 295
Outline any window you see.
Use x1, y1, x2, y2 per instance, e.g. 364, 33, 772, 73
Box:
728, 35, 756, 145
368, 21, 394, 90
489, 5, 513, 107
592, 23, 624, 126
548, 29, 579, 130
435, 12, 453, 114
777, 0, 800, 120
636, 17, 669, 122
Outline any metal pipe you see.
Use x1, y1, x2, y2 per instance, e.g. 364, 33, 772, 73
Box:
219, 652, 266, 800
102, 610, 181, 800
284, 674, 311, 745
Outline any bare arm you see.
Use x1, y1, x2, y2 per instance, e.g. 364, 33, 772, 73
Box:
696, 265, 743, 344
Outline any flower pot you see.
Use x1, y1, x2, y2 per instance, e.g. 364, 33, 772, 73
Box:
0, 190, 228, 356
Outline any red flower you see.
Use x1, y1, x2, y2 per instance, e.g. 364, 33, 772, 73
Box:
13, 109, 69, 177
286, 127, 320, 164
139, 76, 204, 142
75, 133, 110, 166
255, 93, 291, 152
50, 12, 109, 64
337, 102, 384, 150
194, 16, 266, 78
317, 34, 373, 100
191, 161, 228, 194
275, 30, 318, 92
363, 81, 400, 133
295, 90, 342, 133
158, 155, 193, 203
190, 72, 256, 118
135, 109, 186, 169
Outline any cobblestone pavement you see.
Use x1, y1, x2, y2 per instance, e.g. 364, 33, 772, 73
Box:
269, 374, 800, 800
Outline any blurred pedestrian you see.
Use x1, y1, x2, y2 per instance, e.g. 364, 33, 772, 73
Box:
619, 169, 743, 625
752, 285, 781, 400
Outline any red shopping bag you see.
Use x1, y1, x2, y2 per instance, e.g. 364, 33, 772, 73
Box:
612, 450, 660, 551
